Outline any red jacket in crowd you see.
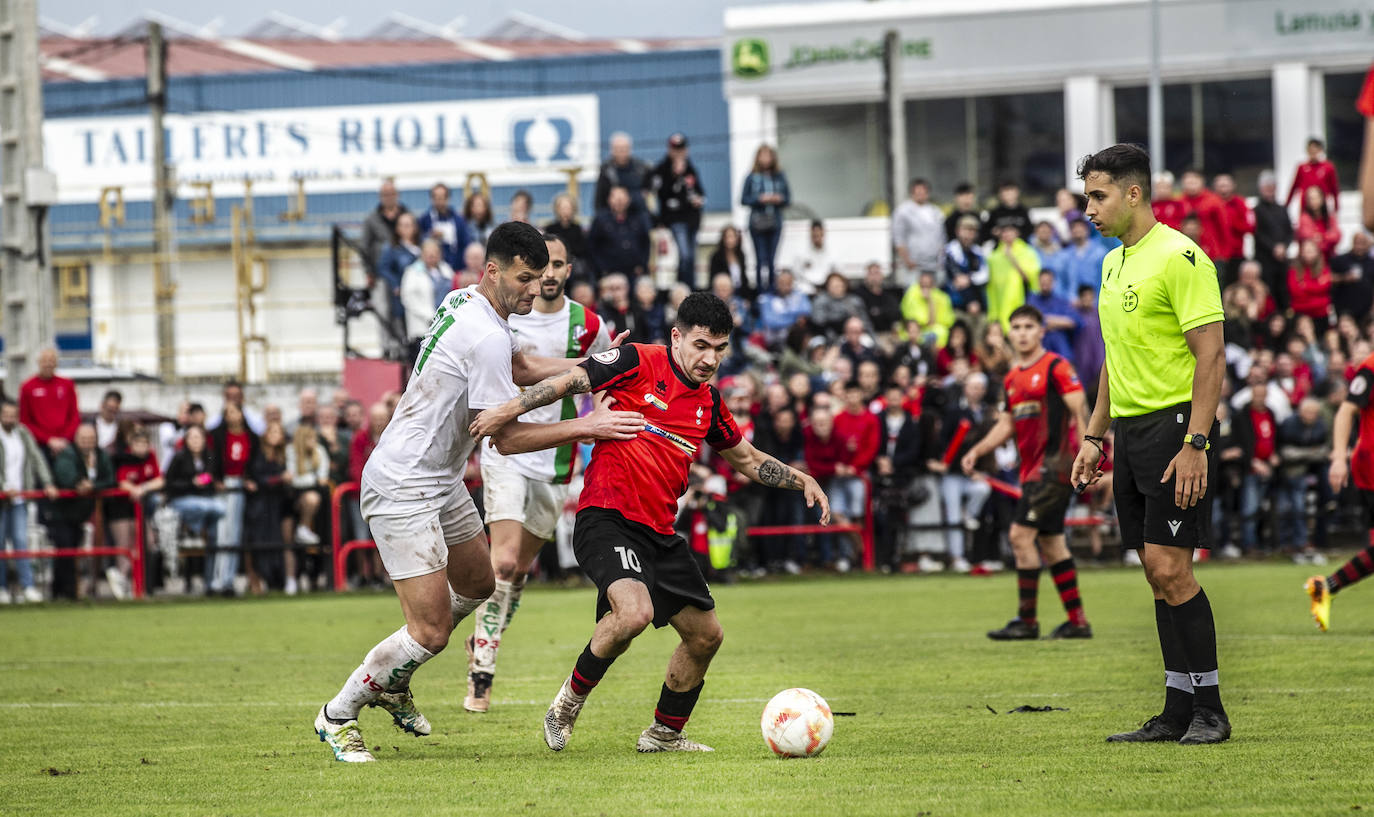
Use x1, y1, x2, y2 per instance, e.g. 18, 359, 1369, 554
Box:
1288, 264, 1332, 320
1296, 212, 1341, 258
349, 429, 380, 483
18, 374, 79, 446
1218, 194, 1253, 260
1285, 159, 1341, 212
1180, 190, 1229, 261
832, 408, 880, 473
803, 427, 847, 481
1152, 198, 1189, 230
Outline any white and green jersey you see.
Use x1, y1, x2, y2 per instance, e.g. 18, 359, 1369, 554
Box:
361, 286, 518, 503
481, 299, 610, 484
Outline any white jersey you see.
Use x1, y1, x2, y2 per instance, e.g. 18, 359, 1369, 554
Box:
362, 286, 519, 503
481, 298, 611, 483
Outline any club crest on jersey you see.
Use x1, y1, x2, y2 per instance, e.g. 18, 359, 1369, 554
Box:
573, 325, 586, 341
1122, 290, 1138, 312
696, 406, 705, 426
643, 392, 669, 411
592, 348, 620, 364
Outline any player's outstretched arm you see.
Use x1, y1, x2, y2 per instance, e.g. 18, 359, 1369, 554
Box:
720, 439, 832, 525
470, 366, 593, 442
1071, 365, 1112, 490
511, 331, 630, 386
489, 392, 643, 456
960, 411, 1012, 476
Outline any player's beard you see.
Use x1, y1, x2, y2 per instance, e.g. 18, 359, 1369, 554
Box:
538, 279, 565, 303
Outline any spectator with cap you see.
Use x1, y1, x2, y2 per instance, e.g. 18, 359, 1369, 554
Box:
1253, 169, 1295, 310
594, 131, 653, 221
791, 220, 837, 294
18, 347, 79, 458
543, 193, 588, 275
856, 261, 904, 334
417, 182, 472, 270
893, 178, 945, 287
980, 181, 1032, 244
1286, 137, 1340, 213
463, 191, 495, 246
587, 186, 650, 283
742, 143, 791, 293
649, 132, 706, 288
94, 389, 122, 453
942, 214, 988, 314
0, 397, 57, 604
944, 182, 980, 241
361, 177, 408, 280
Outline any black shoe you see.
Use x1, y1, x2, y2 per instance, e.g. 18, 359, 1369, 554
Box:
1049, 621, 1093, 639
987, 618, 1040, 640
1106, 714, 1189, 742
1178, 707, 1231, 744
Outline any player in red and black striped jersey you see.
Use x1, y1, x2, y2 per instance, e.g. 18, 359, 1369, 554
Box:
960, 305, 1094, 640
1306, 352, 1374, 631
471, 293, 831, 753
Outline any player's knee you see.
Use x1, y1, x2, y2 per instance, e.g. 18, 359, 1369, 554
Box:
412, 621, 451, 654
687, 622, 724, 658
613, 600, 654, 635
1145, 561, 1188, 593
492, 557, 520, 582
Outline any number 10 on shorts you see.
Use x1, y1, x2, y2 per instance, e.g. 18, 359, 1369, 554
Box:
614, 546, 642, 573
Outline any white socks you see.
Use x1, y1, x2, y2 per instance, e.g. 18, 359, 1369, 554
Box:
451, 590, 484, 628
470, 579, 518, 675
327, 625, 434, 721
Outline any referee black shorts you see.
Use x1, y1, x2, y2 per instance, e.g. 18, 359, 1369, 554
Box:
1113, 402, 1219, 551
572, 506, 715, 629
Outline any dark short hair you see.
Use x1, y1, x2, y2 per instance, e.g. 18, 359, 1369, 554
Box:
1181, 212, 1201, 224
102, 389, 123, 404
1181, 167, 1204, 179
998, 179, 1019, 190
1076, 144, 1152, 202
1008, 304, 1044, 325
1308, 137, 1324, 149
910, 177, 930, 190
954, 182, 974, 195
0, 398, 15, 411
486, 221, 550, 271
674, 292, 734, 337
541, 232, 566, 248
223, 379, 242, 391
810, 219, 825, 231
1077, 284, 1096, 297
188, 402, 206, 415
844, 379, 863, 392
511, 189, 533, 206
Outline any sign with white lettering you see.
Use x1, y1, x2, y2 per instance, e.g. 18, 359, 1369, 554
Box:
42, 94, 600, 203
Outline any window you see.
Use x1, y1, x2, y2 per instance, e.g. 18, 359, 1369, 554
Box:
776, 102, 885, 220
1114, 77, 1273, 195
1324, 71, 1365, 191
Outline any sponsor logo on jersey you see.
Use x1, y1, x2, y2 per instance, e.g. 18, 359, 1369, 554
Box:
643, 422, 698, 456
643, 393, 669, 411
655, 379, 668, 395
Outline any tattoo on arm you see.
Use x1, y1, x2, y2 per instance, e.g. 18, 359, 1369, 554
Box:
757, 457, 804, 490
517, 369, 591, 412
568, 368, 591, 395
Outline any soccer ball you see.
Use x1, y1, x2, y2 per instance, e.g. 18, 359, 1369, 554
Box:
761, 688, 833, 757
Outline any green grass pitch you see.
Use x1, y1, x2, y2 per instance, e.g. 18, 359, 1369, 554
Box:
3, 562, 1373, 816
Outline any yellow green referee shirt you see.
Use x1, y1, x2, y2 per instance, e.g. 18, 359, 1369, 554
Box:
1098, 222, 1224, 419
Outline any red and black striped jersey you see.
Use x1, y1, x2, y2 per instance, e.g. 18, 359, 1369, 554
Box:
1002, 351, 1083, 485
1345, 353, 1374, 491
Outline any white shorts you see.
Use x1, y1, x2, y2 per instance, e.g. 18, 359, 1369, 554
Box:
360, 480, 484, 581
481, 460, 569, 542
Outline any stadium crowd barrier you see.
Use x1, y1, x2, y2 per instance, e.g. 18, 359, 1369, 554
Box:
0, 488, 146, 599
329, 478, 879, 585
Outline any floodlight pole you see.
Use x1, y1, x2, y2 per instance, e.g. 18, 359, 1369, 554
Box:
883, 29, 905, 280
148, 21, 178, 380
1147, 0, 1163, 173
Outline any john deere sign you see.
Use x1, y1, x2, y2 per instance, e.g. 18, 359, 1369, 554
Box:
731, 35, 932, 79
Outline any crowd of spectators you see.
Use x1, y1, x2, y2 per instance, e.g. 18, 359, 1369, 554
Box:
1, 132, 1369, 601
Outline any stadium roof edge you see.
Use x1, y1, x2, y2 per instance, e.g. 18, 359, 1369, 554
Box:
724, 0, 1141, 29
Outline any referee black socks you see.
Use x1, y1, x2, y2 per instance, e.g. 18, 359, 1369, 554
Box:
570, 641, 616, 697
1169, 589, 1225, 716
1155, 599, 1194, 724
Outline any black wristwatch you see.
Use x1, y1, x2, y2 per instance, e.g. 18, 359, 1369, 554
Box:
1183, 433, 1210, 451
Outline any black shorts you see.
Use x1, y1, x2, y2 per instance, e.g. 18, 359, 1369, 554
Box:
573, 507, 715, 629
1013, 481, 1074, 534
1359, 490, 1374, 527
1113, 403, 1219, 550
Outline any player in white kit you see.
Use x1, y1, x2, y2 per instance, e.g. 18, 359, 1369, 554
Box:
314, 222, 644, 763
464, 233, 612, 712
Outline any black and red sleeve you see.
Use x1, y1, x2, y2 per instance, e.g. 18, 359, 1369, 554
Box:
1348, 366, 1374, 409
705, 386, 743, 451
578, 344, 642, 392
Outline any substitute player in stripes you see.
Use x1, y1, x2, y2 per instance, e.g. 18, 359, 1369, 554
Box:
313, 222, 643, 763
463, 233, 612, 712
1071, 144, 1230, 745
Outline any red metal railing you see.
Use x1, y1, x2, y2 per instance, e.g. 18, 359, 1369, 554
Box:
331, 476, 879, 584
0, 488, 145, 599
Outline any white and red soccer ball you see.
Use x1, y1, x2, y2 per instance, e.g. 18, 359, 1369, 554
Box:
761, 688, 834, 757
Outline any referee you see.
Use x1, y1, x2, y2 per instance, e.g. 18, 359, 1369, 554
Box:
1071, 144, 1229, 745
